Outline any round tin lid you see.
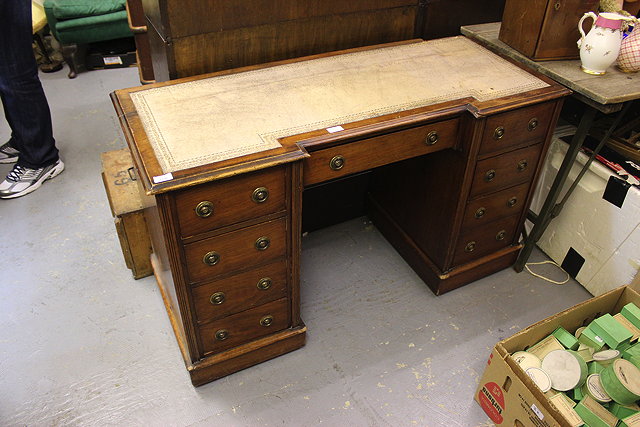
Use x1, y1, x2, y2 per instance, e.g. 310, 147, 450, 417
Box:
542, 350, 587, 391
526, 367, 552, 393
512, 351, 542, 371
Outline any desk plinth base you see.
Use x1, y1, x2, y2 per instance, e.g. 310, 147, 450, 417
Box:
368, 198, 521, 295
151, 254, 306, 386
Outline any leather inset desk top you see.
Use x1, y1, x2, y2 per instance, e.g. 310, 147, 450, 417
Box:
130, 37, 549, 174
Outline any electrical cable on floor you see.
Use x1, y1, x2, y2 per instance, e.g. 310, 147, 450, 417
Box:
524, 260, 570, 285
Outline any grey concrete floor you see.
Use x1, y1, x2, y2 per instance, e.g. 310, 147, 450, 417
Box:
0, 64, 593, 426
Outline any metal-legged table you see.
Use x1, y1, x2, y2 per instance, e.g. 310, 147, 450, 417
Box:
461, 23, 640, 272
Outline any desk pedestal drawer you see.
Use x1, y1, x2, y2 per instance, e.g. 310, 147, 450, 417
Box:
470, 144, 542, 197
453, 215, 519, 266
192, 259, 288, 323
174, 167, 286, 238
462, 182, 529, 230
184, 217, 287, 283
479, 102, 553, 155
198, 298, 290, 355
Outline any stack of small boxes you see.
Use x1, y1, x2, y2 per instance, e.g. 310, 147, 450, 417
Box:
512, 303, 640, 427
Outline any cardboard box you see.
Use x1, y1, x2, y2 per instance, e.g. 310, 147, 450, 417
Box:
101, 149, 153, 279
475, 286, 640, 426
529, 137, 640, 296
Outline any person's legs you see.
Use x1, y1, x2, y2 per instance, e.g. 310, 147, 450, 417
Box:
0, 0, 63, 198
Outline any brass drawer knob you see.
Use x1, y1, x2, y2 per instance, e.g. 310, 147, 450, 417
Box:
493, 126, 505, 140
257, 277, 272, 290
203, 251, 220, 266
215, 329, 229, 341
528, 118, 539, 131
496, 230, 507, 241
195, 201, 214, 218
425, 131, 439, 145
255, 236, 271, 251
517, 160, 528, 172
329, 155, 345, 171
474, 207, 486, 219
209, 292, 226, 305
260, 315, 274, 327
465, 241, 476, 252
507, 197, 518, 208
484, 169, 496, 182
252, 187, 269, 203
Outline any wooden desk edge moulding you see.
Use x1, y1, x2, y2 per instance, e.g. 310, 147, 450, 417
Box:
111, 38, 570, 385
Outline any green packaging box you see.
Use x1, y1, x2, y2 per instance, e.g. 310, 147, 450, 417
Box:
580, 327, 606, 351
590, 314, 633, 349
622, 303, 640, 330
553, 326, 580, 350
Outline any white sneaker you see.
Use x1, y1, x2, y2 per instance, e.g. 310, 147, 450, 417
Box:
0, 159, 64, 199
0, 141, 19, 164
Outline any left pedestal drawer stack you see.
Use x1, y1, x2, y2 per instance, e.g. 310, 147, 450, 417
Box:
151, 163, 305, 385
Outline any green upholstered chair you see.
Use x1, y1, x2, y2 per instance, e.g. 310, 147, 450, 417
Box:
44, 0, 132, 78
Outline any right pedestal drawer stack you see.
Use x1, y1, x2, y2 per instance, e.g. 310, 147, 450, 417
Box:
455, 102, 555, 265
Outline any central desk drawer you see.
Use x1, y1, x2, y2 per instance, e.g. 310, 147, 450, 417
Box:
174, 167, 286, 238
192, 259, 288, 323
470, 144, 542, 198
183, 217, 287, 283
303, 118, 459, 186
198, 298, 290, 355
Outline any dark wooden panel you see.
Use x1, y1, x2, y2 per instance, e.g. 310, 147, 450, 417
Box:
170, 7, 417, 78
191, 259, 288, 324
418, 0, 505, 40
499, 0, 600, 60
150, 0, 417, 38
198, 298, 290, 355
183, 217, 287, 283
174, 166, 286, 238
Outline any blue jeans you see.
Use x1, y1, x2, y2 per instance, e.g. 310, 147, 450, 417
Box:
0, 0, 59, 169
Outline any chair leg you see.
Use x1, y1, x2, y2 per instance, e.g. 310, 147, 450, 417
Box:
61, 43, 86, 79
33, 32, 63, 73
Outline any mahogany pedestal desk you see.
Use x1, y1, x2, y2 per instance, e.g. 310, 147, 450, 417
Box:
111, 37, 569, 386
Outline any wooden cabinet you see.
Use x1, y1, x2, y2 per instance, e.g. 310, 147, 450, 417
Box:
142, 0, 420, 81
111, 38, 569, 385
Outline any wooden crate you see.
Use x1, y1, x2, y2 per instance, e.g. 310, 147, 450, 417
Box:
101, 149, 153, 279
499, 0, 599, 60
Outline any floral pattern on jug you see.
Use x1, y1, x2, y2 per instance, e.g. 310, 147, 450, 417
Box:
578, 12, 634, 75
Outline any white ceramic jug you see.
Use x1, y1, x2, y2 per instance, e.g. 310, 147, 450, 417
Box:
577, 12, 633, 75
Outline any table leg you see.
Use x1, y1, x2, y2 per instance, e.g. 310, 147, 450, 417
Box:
513, 105, 597, 272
